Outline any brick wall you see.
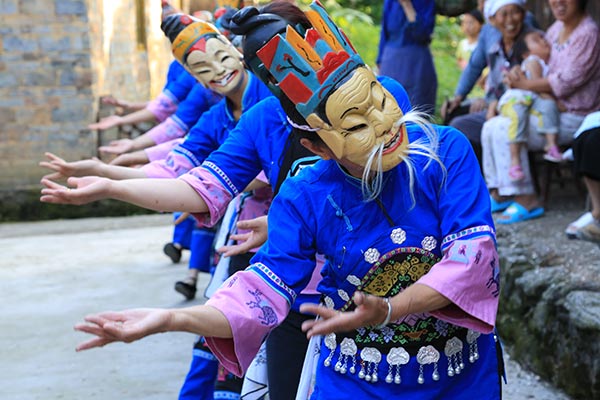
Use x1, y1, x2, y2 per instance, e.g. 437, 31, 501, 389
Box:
0, 0, 171, 192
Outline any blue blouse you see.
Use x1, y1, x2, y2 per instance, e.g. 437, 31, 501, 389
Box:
163, 60, 198, 104
377, 0, 435, 65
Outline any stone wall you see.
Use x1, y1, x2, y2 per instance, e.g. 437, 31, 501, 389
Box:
0, 0, 171, 195
496, 212, 600, 400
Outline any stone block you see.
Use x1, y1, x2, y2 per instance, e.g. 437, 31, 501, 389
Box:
3, 35, 38, 53
23, 71, 56, 86
0, 107, 16, 123
20, 0, 52, 14
0, 25, 14, 35
0, 72, 18, 88
51, 101, 92, 123
58, 67, 76, 86
22, 52, 42, 60
39, 36, 71, 53
16, 106, 50, 124
54, 0, 85, 15
0, 0, 18, 14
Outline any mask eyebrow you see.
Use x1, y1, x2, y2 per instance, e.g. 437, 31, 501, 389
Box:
340, 107, 359, 119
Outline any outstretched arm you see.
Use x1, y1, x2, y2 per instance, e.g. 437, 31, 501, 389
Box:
40, 176, 209, 213
89, 108, 157, 131
74, 305, 232, 351
98, 133, 157, 156
40, 152, 147, 181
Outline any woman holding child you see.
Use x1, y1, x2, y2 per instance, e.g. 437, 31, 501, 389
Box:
483, 0, 600, 224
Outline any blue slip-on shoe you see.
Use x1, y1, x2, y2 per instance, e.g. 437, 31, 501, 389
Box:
496, 202, 544, 225
490, 196, 513, 213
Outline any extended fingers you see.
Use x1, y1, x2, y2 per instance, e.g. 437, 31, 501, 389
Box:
42, 171, 63, 181
75, 336, 115, 352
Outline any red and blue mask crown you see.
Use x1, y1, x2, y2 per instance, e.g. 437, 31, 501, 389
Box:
255, 1, 364, 119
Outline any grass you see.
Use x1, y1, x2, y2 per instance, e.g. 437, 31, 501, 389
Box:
340, 15, 465, 122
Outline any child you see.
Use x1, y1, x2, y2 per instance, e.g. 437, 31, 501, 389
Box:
456, 9, 485, 71
498, 30, 561, 181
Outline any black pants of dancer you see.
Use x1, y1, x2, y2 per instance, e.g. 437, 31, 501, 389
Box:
266, 310, 313, 400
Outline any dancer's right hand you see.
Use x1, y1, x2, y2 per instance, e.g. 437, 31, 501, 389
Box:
74, 308, 172, 351
40, 176, 112, 205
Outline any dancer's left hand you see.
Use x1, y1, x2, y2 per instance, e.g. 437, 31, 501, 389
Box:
300, 292, 390, 338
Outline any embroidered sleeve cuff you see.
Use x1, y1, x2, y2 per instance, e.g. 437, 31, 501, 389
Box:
179, 167, 234, 227
146, 91, 178, 122
417, 235, 499, 333
205, 267, 292, 376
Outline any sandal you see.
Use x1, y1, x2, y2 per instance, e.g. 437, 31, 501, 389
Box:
573, 219, 600, 244
543, 146, 563, 163
508, 165, 525, 182
490, 195, 513, 213
565, 212, 593, 239
175, 277, 197, 300
163, 242, 182, 264
497, 202, 544, 225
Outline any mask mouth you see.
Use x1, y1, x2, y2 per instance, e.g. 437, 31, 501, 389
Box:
210, 70, 238, 87
382, 125, 403, 155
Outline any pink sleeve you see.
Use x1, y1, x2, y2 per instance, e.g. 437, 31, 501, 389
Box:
146, 91, 178, 122
147, 116, 187, 145
179, 167, 234, 227
416, 236, 499, 334
143, 138, 184, 162
205, 266, 292, 376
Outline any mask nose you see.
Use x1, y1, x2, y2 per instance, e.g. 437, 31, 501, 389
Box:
370, 108, 393, 138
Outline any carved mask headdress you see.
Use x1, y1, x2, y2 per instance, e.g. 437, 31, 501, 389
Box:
228, 1, 409, 171
161, 13, 245, 94
161, 14, 224, 65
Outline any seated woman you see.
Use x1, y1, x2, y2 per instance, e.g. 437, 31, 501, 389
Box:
565, 111, 600, 243
483, 0, 600, 224
44, 2, 503, 399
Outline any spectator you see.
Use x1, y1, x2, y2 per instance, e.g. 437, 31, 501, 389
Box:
377, 0, 437, 114
443, 0, 539, 159
566, 111, 600, 243
483, 0, 600, 224
457, 9, 485, 71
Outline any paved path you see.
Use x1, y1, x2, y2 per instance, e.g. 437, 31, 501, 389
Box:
0, 215, 572, 399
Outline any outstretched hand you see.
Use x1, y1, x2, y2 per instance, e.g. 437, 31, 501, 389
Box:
88, 115, 123, 131
74, 308, 171, 351
98, 138, 135, 155
300, 292, 390, 338
217, 215, 268, 257
40, 176, 112, 205
39, 152, 103, 180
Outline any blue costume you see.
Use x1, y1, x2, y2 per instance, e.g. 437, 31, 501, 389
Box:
178, 77, 416, 399
203, 124, 502, 400
377, 0, 436, 113
146, 60, 198, 124
164, 60, 198, 104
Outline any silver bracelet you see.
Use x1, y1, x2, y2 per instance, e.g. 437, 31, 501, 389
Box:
375, 297, 392, 329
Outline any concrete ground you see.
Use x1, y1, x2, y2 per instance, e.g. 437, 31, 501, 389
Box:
0, 214, 573, 399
